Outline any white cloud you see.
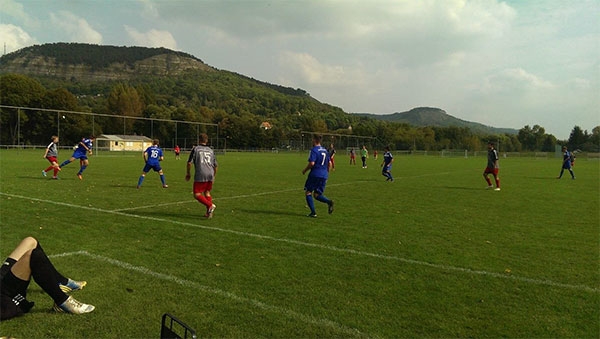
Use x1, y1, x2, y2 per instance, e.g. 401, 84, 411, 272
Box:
0, 24, 37, 53
49, 11, 102, 44
483, 68, 555, 93
124, 25, 177, 49
0, 0, 38, 28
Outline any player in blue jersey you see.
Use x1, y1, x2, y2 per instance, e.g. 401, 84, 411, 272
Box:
137, 139, 168, 189
557, 146, 575, 179
59, 135, 95, 180
381, 146, 394, 182
302, 134, 334, 217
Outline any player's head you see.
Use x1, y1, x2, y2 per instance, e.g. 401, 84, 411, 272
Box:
562, 146, 567, 151
51, 135, 59, 142
312, 134, 322, 145
384, 146, 390, 151
153, 139, 159, 146
199, 133, 209, 145
487, 141, 494, 149
89, 135, 96, 140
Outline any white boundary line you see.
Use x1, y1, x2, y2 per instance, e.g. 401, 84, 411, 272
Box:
49, 251, 369, 338
4, 192, 598, 294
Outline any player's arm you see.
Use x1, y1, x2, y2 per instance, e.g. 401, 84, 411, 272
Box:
143, 151, 149, 163
302, 161, 315, 175
80, 141, 92, 153
43, 145, 49, 158
185, 162, 192, 181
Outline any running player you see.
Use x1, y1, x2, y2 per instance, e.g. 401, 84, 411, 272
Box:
59, 135, 95, 180
186, 133, 218, 218
557, 146, 576, 179
42, 135, 61, 179
137, 139, 168, 188
302, 134, 334, 217
483, 142, 500, 191
381, 146, 394, 182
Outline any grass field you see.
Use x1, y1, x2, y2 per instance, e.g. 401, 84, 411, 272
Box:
0, 148, 598, 338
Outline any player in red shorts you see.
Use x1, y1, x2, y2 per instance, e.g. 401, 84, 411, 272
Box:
42, 136, 61, 179
483, 142, 500, 191
186, 134, 218, 218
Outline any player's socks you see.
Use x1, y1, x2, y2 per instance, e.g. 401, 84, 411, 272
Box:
195, 194, 211, 209
160, 174, 166, 185
59, 160, 70, 167
315, 194, 331, 205
44, 165, 53, 173
485, 177, 492, 186
495, 178, 500, 188
305, 195, 316, 215
79, 165, 87, 173
137, 175, 145, 187
53, 167, 60, 177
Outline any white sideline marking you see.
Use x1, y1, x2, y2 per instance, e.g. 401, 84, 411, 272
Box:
50, 251, 369, 338
4, 192, 598, 294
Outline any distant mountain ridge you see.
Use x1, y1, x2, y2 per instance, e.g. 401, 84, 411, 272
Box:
0, 42, 215, 80
354, 107, 518, 135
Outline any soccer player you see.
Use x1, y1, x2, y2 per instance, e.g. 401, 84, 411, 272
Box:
186, 133, 218, 218
174, 145, 181, 160
328, 143, 336, 171
349, 148, 356, 165
302, 134, 334, 218
360, 145, 369, 168
381, 146, 394, 182
1, 237, 94, 320
42, 135, 61, 179
483, 142, 501, 191
557, 146, 576, 179
137, 139, 168, 189
59, 135, 95, 180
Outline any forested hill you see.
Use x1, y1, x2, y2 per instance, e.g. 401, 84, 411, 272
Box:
2, 42, 569, 151
354, 107, 518, 135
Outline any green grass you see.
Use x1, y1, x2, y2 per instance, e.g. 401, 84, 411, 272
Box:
0, 149, 598, 338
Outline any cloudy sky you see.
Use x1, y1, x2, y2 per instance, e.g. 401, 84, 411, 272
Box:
1, 0, 598, 139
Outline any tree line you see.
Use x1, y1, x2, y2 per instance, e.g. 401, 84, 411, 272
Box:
1, 73, 598, 152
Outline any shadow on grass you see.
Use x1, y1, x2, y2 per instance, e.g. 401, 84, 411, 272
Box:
439, 186, 485, 191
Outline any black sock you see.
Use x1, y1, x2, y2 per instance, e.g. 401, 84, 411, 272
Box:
35, 243, 68, 285
30, 247, 68, 305
1, 257, 17, 280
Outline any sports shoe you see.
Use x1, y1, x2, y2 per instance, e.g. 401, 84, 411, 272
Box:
307, 213, 317, 218
42, 170, 47, 177
328, 200, 334, 214
494, 188, 501, 191
53, 296, 95, 314
52, 176, 60, 180
59, 279, 87, 293
162, 184, 169, 188
486, 185, 493, 189
207, 204, 216, 219
77, 173, 83, 180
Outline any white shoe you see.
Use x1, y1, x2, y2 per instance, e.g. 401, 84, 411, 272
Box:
54, 296, 95, 314
486, 186, 493, 189
494, 188, 501, 191
207, 204, 216, 219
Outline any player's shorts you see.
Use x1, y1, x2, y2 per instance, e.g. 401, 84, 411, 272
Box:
304, 176, 327, 195
72, 151, 88, 160
484, 167, 499, 175
46, 156, 58, 163
562, 162, 572, 169
142, 163, 162, 173
382, 165, 392, 173
194, 181, 213, 194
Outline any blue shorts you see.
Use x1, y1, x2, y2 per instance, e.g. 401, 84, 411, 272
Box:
143, 163, 162, 173
71, 151, 88, 160
304, 176, 327, 195
382, 165, 392, 173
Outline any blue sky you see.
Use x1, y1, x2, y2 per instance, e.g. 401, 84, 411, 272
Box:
1, 0, 598, 139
